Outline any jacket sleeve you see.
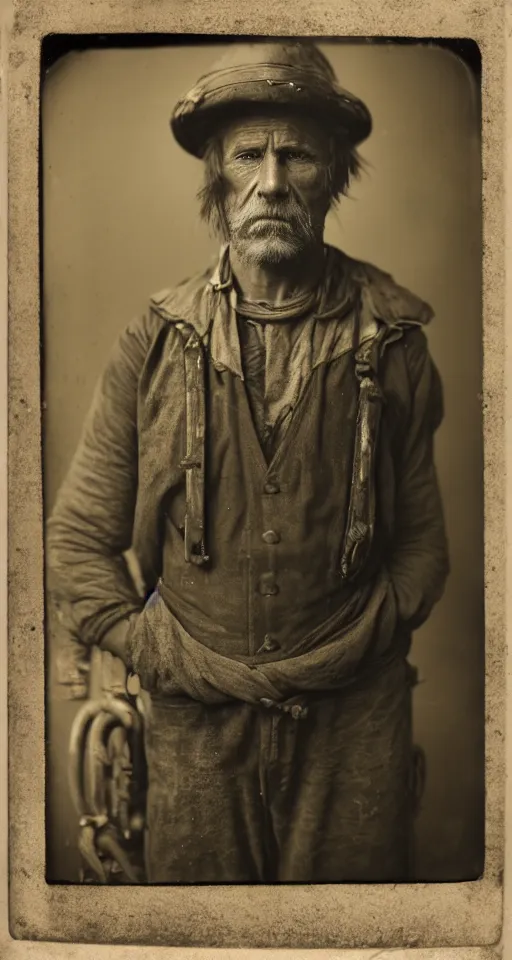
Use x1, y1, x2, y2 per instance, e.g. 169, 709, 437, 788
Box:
387, 327, 450, 629
46, 313, 160, 650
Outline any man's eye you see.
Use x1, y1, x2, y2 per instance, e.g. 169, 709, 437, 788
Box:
286, 151, 312, 162
235, 150, 262, 161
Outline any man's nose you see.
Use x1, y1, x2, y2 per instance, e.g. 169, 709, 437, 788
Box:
256, 151, 289, 199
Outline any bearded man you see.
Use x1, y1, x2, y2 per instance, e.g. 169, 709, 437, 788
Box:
47, 41, 449, 884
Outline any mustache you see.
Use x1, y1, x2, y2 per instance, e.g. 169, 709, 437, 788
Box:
227, 199, 317, 242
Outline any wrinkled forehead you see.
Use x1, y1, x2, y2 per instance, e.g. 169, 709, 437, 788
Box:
219, 110, 331, 153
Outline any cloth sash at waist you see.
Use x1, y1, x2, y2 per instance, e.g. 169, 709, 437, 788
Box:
129, 570, 403, 708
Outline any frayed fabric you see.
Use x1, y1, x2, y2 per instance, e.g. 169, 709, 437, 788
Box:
128, 570, 399, 706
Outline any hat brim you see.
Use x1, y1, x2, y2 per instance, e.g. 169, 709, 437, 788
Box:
171, 67, 372, 158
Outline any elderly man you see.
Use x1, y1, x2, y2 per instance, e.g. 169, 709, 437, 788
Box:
47, 41, 449, 884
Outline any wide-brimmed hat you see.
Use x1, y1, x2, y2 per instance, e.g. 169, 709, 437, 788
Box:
171, 41, 372, 158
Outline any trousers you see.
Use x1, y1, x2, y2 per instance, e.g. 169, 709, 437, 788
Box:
141, 655, 415, 883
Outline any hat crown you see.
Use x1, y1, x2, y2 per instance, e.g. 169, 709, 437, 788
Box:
201, 40, 337, 86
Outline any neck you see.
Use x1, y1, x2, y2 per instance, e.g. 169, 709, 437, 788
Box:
229, 244, 325, 304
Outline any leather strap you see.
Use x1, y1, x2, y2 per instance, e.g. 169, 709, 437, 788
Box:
177, 324, 209, 566
341, 306, 387, 581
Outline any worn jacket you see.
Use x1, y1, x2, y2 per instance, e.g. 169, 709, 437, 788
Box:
47, 245, 449, 697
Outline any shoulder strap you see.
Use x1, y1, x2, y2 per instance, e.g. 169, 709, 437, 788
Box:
340, 259, 433, 582
174, 322, 209, 566
340, 302, 388, 582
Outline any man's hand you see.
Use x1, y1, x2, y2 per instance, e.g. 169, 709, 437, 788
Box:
99, 614, 139, 669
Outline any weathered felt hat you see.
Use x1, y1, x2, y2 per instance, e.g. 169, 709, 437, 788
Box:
171, 41, 372, 158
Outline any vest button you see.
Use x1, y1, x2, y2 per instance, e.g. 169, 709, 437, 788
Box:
261, 529, 281, 545
258, 573, 279, 596
263, 481, 280, 495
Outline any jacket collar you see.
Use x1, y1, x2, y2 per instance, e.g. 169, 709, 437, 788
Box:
150, 244, 359, 327
149, 243, 433, 376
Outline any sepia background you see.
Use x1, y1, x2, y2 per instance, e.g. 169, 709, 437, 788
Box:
42, 40, 483, 883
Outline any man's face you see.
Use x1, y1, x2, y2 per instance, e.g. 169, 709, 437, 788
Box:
220, 113, 332, 267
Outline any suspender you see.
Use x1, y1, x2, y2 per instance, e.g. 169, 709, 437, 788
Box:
340, 309, 387, 582
176, 324, 209, 566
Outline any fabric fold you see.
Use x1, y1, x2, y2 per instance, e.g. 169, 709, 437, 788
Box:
129, 569, 399, 706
